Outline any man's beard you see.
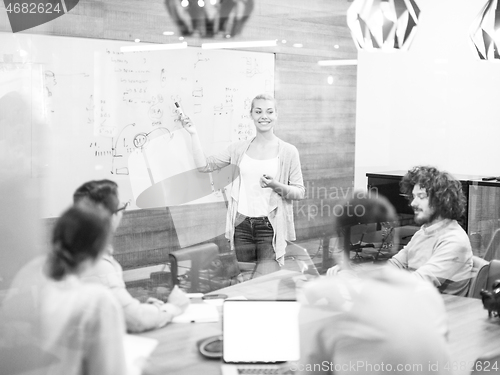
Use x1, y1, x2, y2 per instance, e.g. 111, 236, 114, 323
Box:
414, 209, 438, 225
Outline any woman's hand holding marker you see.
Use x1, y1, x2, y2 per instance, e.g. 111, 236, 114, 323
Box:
175, 101, 196, 135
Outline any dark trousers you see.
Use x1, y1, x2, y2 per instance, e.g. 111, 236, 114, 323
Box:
234, 213, 280, 277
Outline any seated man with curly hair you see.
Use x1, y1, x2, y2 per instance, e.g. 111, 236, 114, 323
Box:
387, 166, 473, 296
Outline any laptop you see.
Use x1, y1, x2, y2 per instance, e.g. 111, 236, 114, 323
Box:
221, 300, 301, 375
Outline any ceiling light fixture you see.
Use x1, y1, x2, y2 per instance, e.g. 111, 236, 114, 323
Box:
317, 60, 358, 66
201, 40, 277, 49
120, 42, 188, 52
165, 0, 254, 38
470, 0, 500, 60
347, 0, 420, 51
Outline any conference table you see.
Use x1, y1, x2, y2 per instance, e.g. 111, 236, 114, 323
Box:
138, 270, 500, 375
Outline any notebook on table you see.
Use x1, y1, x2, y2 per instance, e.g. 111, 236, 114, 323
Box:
221, 300, 300, 375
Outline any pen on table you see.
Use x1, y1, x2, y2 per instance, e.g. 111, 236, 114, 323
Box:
186, 293, 204, 299
146, 298, 165, 308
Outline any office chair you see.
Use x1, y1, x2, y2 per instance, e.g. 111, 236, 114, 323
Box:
467, 256, 490, 299
483, 228, 500, 261
373, 223, 396, 261
468, 258, 500, 299
168, 243, 255, 293
471, 349, 500, 374
283, 240, 320, 276
169, 243, 219, 293
344, 223, 377, 262
486, 259, 500, 291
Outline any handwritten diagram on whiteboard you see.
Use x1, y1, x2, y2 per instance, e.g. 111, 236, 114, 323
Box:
0, 32, 274, 217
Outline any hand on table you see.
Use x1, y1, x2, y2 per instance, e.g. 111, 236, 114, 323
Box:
160, 285, 190, 317
146, 297, 165, 308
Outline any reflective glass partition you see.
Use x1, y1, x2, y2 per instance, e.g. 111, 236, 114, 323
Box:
0, 0, 358, 297
468, 182, 500, 260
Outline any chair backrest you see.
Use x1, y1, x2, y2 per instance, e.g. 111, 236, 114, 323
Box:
468, 256, 490, 299
283, 241, 320, 276
486, 259, 500, 291
168, 243, 256, 292
468, 258, 500, 299
483, 228, 500, 262
168, 243, 219, 292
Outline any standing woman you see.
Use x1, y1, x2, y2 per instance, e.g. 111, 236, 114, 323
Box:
181, 94, 305, 275
2, 201, 127, 375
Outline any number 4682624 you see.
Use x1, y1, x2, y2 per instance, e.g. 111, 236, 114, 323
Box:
6, 2, 62, 14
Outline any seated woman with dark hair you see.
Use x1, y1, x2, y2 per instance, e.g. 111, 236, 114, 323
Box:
297, 192, 451, 375
74, 179, 189, 333
1, 201, 127, 375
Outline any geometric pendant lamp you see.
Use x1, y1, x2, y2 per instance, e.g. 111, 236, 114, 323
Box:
165, 0, 254, 38
470, 0, 500, 60
347, 0, 421, 51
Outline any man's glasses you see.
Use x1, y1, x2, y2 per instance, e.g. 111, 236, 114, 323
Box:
114, 201, 129, 214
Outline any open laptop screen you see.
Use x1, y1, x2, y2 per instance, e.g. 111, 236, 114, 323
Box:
222, 300, 301, 364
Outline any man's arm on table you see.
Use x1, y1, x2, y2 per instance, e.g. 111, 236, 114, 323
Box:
388, 237, 472, 294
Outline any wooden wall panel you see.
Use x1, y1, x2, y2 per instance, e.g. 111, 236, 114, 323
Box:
3, 0, 358, 267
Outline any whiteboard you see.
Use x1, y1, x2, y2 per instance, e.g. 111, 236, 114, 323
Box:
0, 33, 275, 217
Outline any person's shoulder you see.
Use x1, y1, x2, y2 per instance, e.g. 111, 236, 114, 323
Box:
8, 255, 48, 290
231, 139, 252, 148
447, 219, 468, 233
81, 254, 125, 288
225, 139, 252, 155
277, 138, 298, 151
73, 282, 124, 325
440, 220, 471, 243
88, 254, 119, 274
19, 255, 47, 272
77, 280, 120, 307
277, 139, 300, 160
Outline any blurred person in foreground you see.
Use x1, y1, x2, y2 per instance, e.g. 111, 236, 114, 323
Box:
1, 201, 126, 375
296, 192, 451, 375
387, 166, 473, 296
74, 179, 189, 333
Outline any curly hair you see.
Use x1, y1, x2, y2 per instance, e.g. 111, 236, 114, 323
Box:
400, 166, 465, 220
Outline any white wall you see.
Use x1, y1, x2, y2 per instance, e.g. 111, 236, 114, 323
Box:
355, 0, 500, 190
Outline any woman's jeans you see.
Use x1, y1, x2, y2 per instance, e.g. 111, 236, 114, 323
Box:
234, 213, 280, 277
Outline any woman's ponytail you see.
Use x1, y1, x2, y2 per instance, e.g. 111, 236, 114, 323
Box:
47, 201, 112, 280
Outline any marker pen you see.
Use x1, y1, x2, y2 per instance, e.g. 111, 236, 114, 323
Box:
174, 101, 185, 117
